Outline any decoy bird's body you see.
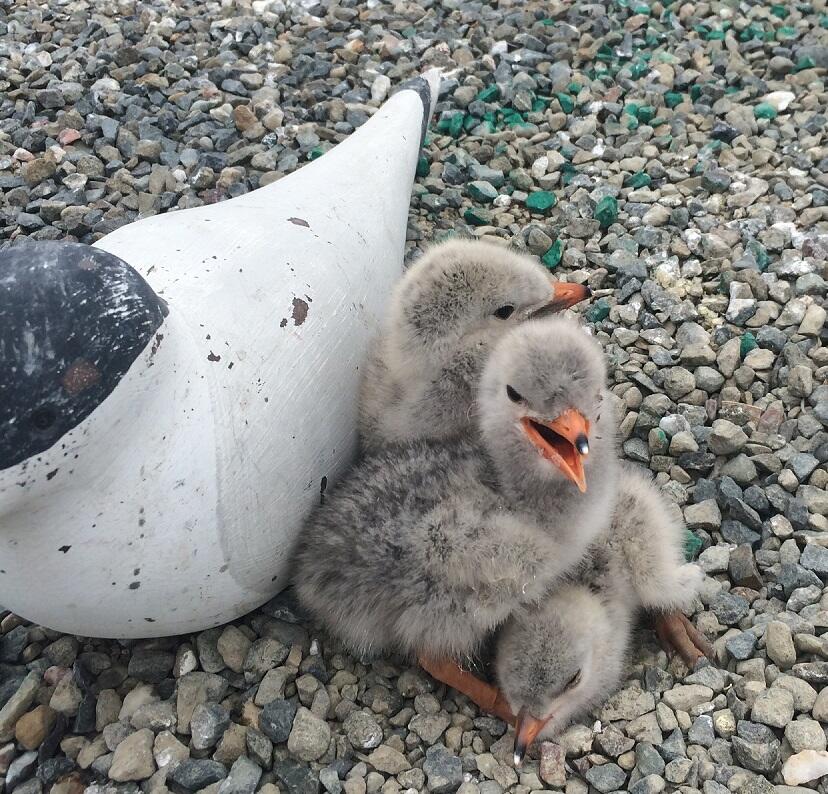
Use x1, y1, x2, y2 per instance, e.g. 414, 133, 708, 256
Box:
294, 317, 617, 663
359, 239, 590, 453
495, 465, 705, 762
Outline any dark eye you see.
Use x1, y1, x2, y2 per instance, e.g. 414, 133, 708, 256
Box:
494, 305, 515, 319
506, 385, 524, 403
566, 670, 581, 690
30, 406, 57, 430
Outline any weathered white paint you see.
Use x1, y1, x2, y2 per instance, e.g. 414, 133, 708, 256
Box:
0, 71, 440, 638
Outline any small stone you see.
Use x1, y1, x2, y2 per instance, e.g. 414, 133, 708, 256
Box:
366, 745, 410, 774
663, 685, 714, 712
708, 420, 748, 455
765, 621, 796, 668
688, 715, 715, 747
344, 711, 382, 750
287, 706, 330, 762
727, 632, 758, 660
540, 742, 566, 787
127, 650, 174, 683
711, 591, 750, 625
15, 705, 57, 750
154, 730, 189, 769
729, 545, 762, 589
169, 759, 228, 790
751, 687, 795, 728
585, 762, 626, 793
781, 750, 828, 786
219, 756, 262, 794
217, 626, 252, 674
108, 728, 155, 782
785, 719, 827, 753
422, 744, 462, 794
259, 699, 296, 744
49, 677, 82, 717
191, 702, 230, 750
409, 712, 451, 744
684, 499, 721, 531
800, 544, 828, 577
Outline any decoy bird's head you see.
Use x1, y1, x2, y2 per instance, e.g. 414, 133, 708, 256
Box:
478, 316, 606, 493
389, 239, 590, 364
495, 588, 611, 766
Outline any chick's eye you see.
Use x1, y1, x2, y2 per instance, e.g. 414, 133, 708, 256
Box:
494, 304, 515, 319
566, 670, 581, 690
506, 385, 524, 403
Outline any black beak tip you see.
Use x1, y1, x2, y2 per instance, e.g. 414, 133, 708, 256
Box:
576, 434, 589, 455
513, 749, 525, 768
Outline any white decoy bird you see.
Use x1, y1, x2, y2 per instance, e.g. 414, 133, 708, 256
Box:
293, 317, 618, 681
359, 238, 591, 452
0, 71, 441, 638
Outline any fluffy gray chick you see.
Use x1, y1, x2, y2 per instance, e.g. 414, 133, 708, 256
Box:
359, 238, 590, 453
293, 316, 617, 664
495, 464, 704, 764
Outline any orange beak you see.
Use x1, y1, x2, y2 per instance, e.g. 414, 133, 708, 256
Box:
531, 282, 592, 318
521, 409, 590, 492
513, 707, 551, 766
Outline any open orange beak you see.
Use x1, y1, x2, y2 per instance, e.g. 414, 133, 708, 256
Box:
513, 707, 551, 766
521, 409, 590, 492
530, 282, 592, 318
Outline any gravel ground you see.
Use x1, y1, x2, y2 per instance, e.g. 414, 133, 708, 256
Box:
1, 0, 828, 793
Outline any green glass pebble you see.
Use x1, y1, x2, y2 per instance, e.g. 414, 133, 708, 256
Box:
747, 239, 770, 270
740, 332, 757, 359
568, 82, 582, 94
821, 14, 828, 27
625, 102, 640, 117
771, 3, 787, 16
309, 146, 325, 160
449, 114, 464, 137
467, 181, 499, 203
595, 196, 619, 229
683, 530, 703, 562
556, 92, 575, 113
561, 163, 577, 186
633, 3, 650, 13
637, 105, 656, 123
463, 207, 491, 227
776, 26, 798, 40
531, 98, 547, 113
463, 114, 477, 132
705, 29, 725, 40
625, 171, 652, 188
416, 156, 429, 178
630, 60, 649, 78
541, 240, 563, 270
626, 116, 640, 130
476, 85, 500, 103
690, 85, 703, 101
665, 91, 683, 108
796, 55, 816, 70
525, 191, 558, 213
754, 102, 778, 120
585, 298, 611, 323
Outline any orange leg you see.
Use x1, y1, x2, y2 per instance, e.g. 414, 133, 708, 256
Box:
419, 655, 516, 725
655, 611, 714, 668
